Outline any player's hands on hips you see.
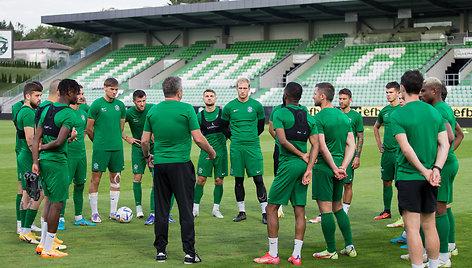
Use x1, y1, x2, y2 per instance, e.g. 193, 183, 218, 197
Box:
352, 156, 360, 169
32, 163, 39, 175
300, 153, 310, 164
146, 154, 154, 168
302, 169, 312, 185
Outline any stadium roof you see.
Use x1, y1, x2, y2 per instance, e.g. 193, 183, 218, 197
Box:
42, 0, 472, 36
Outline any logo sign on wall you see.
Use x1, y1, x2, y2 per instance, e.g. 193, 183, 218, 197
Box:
0, 30, 13, 60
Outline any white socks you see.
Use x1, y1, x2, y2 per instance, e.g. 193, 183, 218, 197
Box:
268, 237, 278, 257
343, 203, 350, 214
17, 220, 21, 233
110, 191, 120, 214
412, 264, 425, 268
260, 202, 268, 214
402, 231, 407, 238
75, 215, 83, 221
213, 204, 220, 211
278, 206, 283, 214
448, 242, 456, 250
237, 201, 245, 212
292, 239, 303, 258
428, 259, 439, 268
40, 219, 47, 245
89, 192, 98, 214
439, 253, 449, 262
44, 232, 56, 252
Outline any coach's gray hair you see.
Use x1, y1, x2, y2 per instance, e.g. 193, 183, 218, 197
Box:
236, 77, 250, 87
162, 76, 182, 97
423, 77, 442, 90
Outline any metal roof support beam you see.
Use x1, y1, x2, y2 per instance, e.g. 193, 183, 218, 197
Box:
303, 4, 344, 17
212, 11, 258, 24
130, 17, 174, 29
358, 0, 396, 15
254, 7, 294, 20
425, 0, 460, 15
170, 14, 213, 26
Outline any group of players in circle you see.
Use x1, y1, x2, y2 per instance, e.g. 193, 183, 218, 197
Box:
12, 71, 461, 267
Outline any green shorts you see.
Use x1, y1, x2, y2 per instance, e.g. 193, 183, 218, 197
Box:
131, 146, 153, 175
40, 159, 69, 203
68, 156, 87, 185
18, 150, 33, 190
197, 149, 228, 178
268, 158, 308, 206
342, 158, 355, 184
91, 149, 124, 173
312, 163, 343, 202
437, 155, 459, 204
230, 144, 263, 177
381, 150, 397, 181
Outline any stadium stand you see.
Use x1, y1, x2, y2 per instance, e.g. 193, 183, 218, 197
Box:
172, 40, 216, 61
303, 33, 347, 55
260, 42, 447, 107
69, 44, 177, 90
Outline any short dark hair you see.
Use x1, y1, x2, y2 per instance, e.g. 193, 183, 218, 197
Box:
386, 81, 400, 92
441, 83, 448, 101
162, 76, 182, 98
58, 79, 80, 97
284, 82, 303, 101
104, 78, 119, 87
315, 82, 335, 102
203, 89, 216, 96
401, 70, 424, 95
133, 89, 146, 100
338, 88, 352, 99
23, 81, 43, 98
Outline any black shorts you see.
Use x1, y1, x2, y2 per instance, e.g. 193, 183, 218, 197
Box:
273, 144, 280, 176
396, 180, 437, 214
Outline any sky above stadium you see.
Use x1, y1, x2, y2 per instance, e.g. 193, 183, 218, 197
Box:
1, 0, 169, 30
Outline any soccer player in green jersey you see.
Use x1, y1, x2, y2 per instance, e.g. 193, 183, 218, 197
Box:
67, 85, 96, 227
17, 82, 44, 244
373, 81, 401, 220
193, 89, 230, 218
124, 89, 176, 224
420, 77, 459, 267
391, 70, 449, 268
141, 76, 215, 264
32, 78, 80, 258
311, 82, 357, 260
254, 82, 319, 265
87, 78, 126, 223
12, 98, 25, 234
338, 88, 364, 215
222, 78, 268, 224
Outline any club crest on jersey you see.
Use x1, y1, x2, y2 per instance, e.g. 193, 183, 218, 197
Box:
198, 168, 203, 174
81, 115, 86, 121
93, 163, 99, 170
248, 106, 253, 113
115, 105, 120, 111
133, 164, 138, 171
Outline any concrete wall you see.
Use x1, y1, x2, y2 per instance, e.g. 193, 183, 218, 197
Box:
270, 23, 307, 40
117, 32, 146, 48
260, 55, 293, 88
286, 54, 320, 84
129, 59, 165, 89
189, 27, 221, 44
459, 59, 472, 81
150, 59, 185, 87
425, 48, 455, 80
230, 25, 263, 43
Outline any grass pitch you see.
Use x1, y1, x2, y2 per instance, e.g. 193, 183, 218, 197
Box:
0, 121, 471, 267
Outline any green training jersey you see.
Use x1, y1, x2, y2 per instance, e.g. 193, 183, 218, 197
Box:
79, 103, 90, 113
197, 107, 227, 153
144, 100, 200, 164
344, 109, 364, 142
377, 104, 400, 151
433, 101, 456, 158
391, 101, 446, 181
16, 105, 35, 154
221, 98, 265, 146
273, 105, 317, 161
38, 103, 76, 162
314, 107, 352, 165
12, 100, 25, 153
68, 107, 87, 157
88, 97, 126, 151
126, 103, 154, 149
